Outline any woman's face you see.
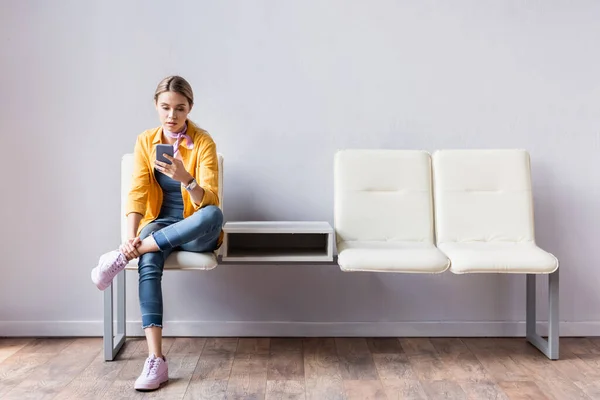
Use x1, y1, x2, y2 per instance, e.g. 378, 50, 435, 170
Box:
155, 91, 192, 132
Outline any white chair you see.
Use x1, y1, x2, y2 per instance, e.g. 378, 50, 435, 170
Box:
432, 149, 559, 359
103, 153, 224, 361
334, 149, 450, 273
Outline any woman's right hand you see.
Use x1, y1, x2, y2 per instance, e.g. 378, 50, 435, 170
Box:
120, 237, 141, 260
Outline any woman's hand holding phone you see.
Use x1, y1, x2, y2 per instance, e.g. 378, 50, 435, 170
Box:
155, 153, 193, 185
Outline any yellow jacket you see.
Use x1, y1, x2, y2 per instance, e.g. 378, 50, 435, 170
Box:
126, 121, 222, 243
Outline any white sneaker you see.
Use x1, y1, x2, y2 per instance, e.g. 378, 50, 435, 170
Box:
134, 354, 169, 391
91, 250, 128, 291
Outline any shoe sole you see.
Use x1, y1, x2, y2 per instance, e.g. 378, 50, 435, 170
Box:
91, 268, 109, 291
135, 378, 169, 391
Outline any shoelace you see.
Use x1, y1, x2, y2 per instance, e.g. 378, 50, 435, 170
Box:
148, 358, 161, 376
143, 358, 156, 376
105, 254, 125, 275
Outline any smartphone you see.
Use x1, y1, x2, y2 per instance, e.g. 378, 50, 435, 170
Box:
156, 144, 174, 165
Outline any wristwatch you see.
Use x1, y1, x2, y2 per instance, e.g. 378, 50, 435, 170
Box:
183, 178, 198, 191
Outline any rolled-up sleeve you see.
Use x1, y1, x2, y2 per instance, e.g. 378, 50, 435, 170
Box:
194, 138, 219, 210
125, 136, 150, 216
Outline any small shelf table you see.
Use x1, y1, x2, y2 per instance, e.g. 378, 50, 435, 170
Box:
221, 221, 334, 263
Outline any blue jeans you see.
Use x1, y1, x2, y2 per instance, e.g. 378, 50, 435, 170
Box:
137, 205, 223, 329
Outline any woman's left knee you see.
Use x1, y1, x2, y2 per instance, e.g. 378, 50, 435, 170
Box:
199, 205, 223, 227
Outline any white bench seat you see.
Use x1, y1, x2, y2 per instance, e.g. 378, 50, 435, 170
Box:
124, 251, 218, 271
337, 241, 449, 273
334, 149, 450, 274
334, 148, 560, 360
438, 242, 558, 274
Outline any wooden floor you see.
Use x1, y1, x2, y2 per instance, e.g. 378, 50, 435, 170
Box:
0, 337, 599, 399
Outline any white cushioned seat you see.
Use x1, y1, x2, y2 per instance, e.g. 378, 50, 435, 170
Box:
337, 241, 450, 273
124, 251, 218, 271
438, 243, 558, 274
432, 149, 558, 274
120, 153, 224, 271
334, 149, 450, 273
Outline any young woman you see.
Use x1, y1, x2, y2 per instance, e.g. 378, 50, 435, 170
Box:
91, 75, 223, 391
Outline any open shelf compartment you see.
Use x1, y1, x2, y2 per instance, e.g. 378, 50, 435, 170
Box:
221, 221, 334, 262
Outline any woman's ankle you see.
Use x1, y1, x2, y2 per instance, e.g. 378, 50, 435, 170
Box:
138, 236, 160, 256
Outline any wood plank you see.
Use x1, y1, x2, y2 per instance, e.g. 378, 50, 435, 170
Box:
18, 338, 75, 354
183, 339, 236, 400
224, 338, 270, 399
463, 339, 530, 382
382, 379, 427, 400
460, 381, 509, 400
502, 341, 591, 400
101, 338, 153, 400
369, 337, 424, 399
587, 337, 600, 350
489, 340, 591, 400
335, 338, 379, 380
533, 377, 591, 400
574, 381, 600, 399
2, 338, 100, 400
0, 352, 55, 398
366, 338, 403, 354
268, 339, 304, 381
561, 338, 600, 376
561, 338, 600, 355
550, 346, 600, 381
201, 338, 238, 356
0, 338, 34, 363
236, 338, 270, 355
270, 338, 303, 353
54, 338, 142, 400
1, 335, 598, 400
184, 379, 228, 400
266, 380, 305, 400
225, 353, 269, 399
420, 380, 468, 400
575, 353, 600, 370
0, 338, 78, 398
430, 338, 490, 382
343, 379, 387, 400
303, 338, 345, 400
192, 354, 235, 381
372, 353, 416, 382
400, 338, 450, 381
167, 338, 206, 355
498, 381, 550, 400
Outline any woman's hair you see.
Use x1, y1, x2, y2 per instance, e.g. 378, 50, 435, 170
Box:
154, 75, 194, 107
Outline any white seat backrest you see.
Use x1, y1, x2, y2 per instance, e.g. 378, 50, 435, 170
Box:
121, 153, 224, 242
334, 149, 436, 244
432, 149, 535, 244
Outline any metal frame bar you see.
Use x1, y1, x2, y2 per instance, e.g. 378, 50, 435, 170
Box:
526, 270, 559, 360
102, 262, 559, 361
103, 270, 126, 361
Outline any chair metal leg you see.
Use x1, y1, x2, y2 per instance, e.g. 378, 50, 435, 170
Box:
103, 270, 127, 361
116, 268, 126, 343
526, 270, 559, 360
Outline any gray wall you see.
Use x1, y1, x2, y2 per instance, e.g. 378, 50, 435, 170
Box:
1, 0, 599, 336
